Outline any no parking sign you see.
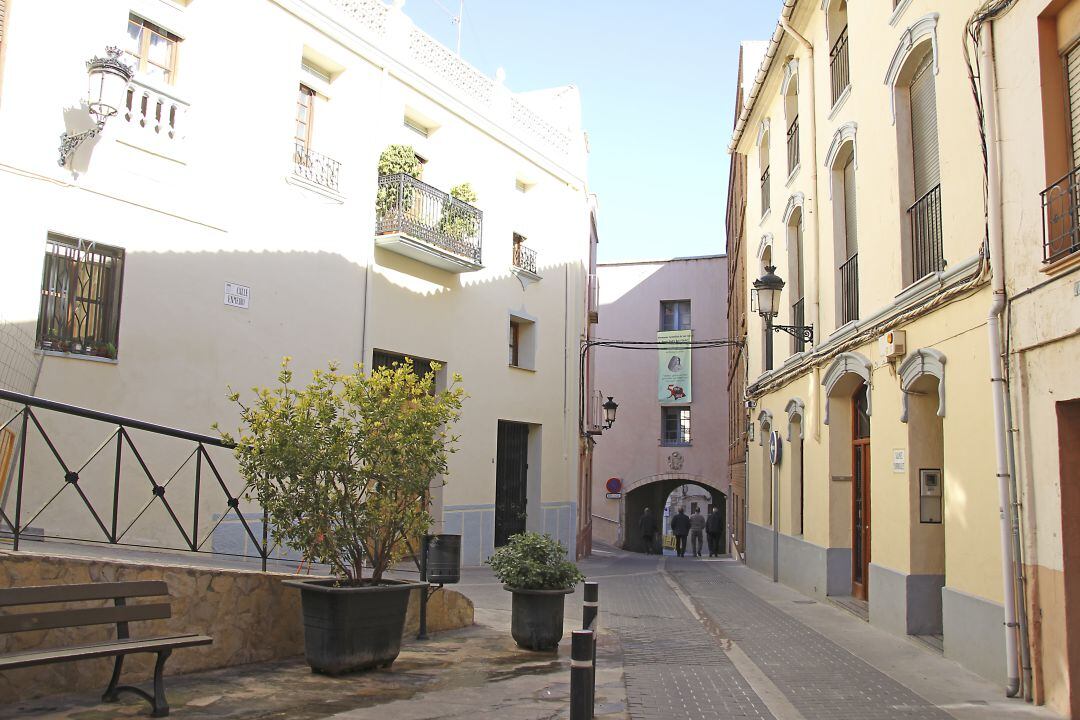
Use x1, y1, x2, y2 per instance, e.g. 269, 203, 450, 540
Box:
605, 477, 622, 499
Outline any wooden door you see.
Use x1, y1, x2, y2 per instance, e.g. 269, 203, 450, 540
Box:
495, 421, 529, 547
852, 384, 871, 600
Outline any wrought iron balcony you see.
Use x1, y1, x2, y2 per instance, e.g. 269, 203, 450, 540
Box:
840, 252, 859, 325
830, 27, 850, 105
908, 184, 945, 282
375, 173, 483, 272
787, 116, 800, 175
512, 242, 538, 275
293, 143, 341, 193
1041, 168, 1080, 264
761, 167, 771, 217
791, 297, 806, 354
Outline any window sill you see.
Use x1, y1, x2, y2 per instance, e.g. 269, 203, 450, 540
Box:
37, 349, 118, 365
285, 174, 345, 203
1041, 249, 1080, 275
509, 364, 536, 373
828, 86, 851, 121
785, 165, 801, 187
660, 441, 692, 448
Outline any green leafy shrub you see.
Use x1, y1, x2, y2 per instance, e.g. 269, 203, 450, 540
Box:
439, 182, 479, 243
376, 145, 424, 220
486, 532, 584, 590
219, 357, 465, 584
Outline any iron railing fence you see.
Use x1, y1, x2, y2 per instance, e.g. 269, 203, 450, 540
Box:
830, 27, 850, 105
1041, 167, 1080, 264
787, 116, 800, 175
513, 243, 538, 274
840, 252, 859, 325
908, 184, 945, 281
792, 298, 806, 354
0, 388, 285, 570
293, 143, 341, 193
376, 173, 483, 265
761, 167, 771, 217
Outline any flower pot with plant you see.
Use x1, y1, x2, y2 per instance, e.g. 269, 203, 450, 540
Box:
376, 144, 424, 229
486, 532, 584, 651
220, 357, 464, 674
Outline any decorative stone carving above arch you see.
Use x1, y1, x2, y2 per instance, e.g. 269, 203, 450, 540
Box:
884, 13, 940, 123
824, 121, 858, 170
781, 58, 800, 96
757, 233, 774, 261
898, 348, 946, 423
785, 398, 806, 440
782, 192, 805, 226
756, 118, 771, 147
758, 409, 774, 446
821, 352, 872, 425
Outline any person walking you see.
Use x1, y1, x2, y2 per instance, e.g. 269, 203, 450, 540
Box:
689, 508, 706, 557
640, 507, 659, 554
706, 506, 724, 557
670, 507, 690, 557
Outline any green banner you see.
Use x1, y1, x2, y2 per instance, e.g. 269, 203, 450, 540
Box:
658, 330, 692, 403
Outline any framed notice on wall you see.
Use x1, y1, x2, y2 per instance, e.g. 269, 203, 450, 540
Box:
919, 468, 943, 524
657, 330, 692, 403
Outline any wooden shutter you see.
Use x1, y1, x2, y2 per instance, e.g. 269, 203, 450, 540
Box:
909, 52, 941, 198
1065, 42, 1080, 169
843, 156, 858, 256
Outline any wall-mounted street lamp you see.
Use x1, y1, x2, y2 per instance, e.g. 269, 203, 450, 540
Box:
753, 265, 814, 370
601, 396, 619, 429
58, 47, 134, 167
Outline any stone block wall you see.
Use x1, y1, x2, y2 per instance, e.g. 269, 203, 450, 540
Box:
0, 550, 474, 703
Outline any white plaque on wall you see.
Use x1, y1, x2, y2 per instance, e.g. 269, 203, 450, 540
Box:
224, 282, 250, 309
892, 449, 906, 473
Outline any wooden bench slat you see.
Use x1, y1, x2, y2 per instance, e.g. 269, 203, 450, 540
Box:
0, 602, 172, 634
0, 581, 169, 608
0, 634, 213, 670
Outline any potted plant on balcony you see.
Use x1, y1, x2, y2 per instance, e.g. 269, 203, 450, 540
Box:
439, 183, 479, 248
486, 532, 584, 651
376, 144, 424, 226
219, 357, 464, 674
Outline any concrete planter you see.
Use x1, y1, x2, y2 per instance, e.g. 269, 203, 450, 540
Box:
504, 585, 573, 651
284, 578, 426, 674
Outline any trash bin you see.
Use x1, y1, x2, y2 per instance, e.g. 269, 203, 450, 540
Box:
425, 533, 461, 584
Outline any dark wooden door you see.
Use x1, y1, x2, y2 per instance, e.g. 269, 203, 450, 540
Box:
852, 384, 872, 600
495, 421, 529, 547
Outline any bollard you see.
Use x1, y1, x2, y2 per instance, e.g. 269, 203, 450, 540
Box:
570, 629, 594, 720
582, 581, 599, 713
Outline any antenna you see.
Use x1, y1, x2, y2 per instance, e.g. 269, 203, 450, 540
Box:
456, 0, 463, 55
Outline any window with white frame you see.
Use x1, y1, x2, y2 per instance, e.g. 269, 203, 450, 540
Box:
661, 407, 691, 446
124, 15, 181, 84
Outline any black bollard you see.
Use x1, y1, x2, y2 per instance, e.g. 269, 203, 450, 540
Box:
570, 629, 595, 720
582, 581, 599, 713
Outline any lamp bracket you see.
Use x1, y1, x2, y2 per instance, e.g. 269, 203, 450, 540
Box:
771, 323, 814, 345
58, 120, 106, 167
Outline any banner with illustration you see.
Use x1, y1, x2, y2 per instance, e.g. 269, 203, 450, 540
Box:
657, 330, 692, 403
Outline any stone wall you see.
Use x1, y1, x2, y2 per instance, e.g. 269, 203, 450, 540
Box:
0, 551, 474, 703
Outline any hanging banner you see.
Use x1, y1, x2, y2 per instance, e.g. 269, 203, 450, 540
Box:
658, 330, 692, 403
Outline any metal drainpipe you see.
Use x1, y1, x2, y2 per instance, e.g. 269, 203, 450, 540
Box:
978, 22, 1022, 698
779, 17, 822, 442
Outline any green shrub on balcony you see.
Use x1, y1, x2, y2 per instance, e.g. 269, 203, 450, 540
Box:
439, 182, 479, 243
376, 145, 423, 219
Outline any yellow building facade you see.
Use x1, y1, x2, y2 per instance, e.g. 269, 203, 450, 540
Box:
732, 0, 1012, 689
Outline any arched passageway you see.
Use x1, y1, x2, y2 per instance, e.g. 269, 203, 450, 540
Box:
623, 476, 726, 554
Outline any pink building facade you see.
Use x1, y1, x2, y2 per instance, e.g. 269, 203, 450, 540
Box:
590, 256, 729, 551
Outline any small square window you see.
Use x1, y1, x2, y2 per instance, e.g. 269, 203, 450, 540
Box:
508, 314, 536, 370
661, 407, 691, 446
660, 300, 691, 331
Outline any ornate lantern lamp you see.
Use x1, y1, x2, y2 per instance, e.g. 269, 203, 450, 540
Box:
59, 47, 135, 166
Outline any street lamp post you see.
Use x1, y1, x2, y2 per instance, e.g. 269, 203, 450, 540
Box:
753, 265, 814, 370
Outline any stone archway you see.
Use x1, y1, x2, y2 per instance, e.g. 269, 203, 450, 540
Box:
623, 473, 727, 554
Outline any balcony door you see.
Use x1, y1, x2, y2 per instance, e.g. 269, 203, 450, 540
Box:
495, 421, 529, 547
851, 383, 871, 601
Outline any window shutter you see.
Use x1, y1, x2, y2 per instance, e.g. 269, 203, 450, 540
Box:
1065, 42, 1080, 169
909, 52, 941, 198
843, 156, 858, 257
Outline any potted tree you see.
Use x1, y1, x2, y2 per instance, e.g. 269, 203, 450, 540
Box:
376, 144, 423, 226
486, 532, 584, 651
220, 357, 464, 674
439, 182, 479, 245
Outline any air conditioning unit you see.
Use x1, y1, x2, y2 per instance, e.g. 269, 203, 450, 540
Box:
879, 330, 906, 360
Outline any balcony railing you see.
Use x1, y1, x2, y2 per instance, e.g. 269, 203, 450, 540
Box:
1041, 167, 1080, 264
294, 143, 341, 193
908, 184, 945, 282
376, 173, 483, 267
830, 27, 850, 105
787, 116, 800, 175
761, 167, 771, 217
118, 79, 189, 160
513, 243, 538, 275
840, 252, 859, 325
792, 297, 806, 354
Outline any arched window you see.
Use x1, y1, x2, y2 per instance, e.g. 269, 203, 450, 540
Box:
759, 126, 772, 217
785, 206, 806, 354
783, 62, 800, 176
827, 0, 850, 106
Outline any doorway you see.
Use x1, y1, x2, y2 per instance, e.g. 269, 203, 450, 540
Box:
1058, 400, 1080, 716
495, 420, 529, 547
852, 383, 871, 600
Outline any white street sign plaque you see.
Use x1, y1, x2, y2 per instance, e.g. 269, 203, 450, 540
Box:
224, 282, 250, 309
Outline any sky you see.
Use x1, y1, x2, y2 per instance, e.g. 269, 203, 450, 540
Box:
401, 0, 782, 263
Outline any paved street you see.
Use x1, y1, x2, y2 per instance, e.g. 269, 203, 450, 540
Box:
1, 544, 1061, 719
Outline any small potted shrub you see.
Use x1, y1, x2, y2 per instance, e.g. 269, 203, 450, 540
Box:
220, 358, 464, 674
376, 144, 423, 224
487, 532, 584, 651
439, 182, 479, 244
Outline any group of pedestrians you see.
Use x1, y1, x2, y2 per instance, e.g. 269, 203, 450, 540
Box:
639, 506, 724, 557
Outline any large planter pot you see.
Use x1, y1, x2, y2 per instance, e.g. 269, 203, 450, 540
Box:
283, 578, 427, 674
425, 533, 462, 584
505, 585, 574, 651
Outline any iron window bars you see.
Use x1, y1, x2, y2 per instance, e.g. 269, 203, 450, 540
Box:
908, 183, 945, 281
293, 143, 340, 193
830, 26, 850, 106
787, 116, 800, 175
1041, 167, 1080, 263
36, 237, 124, 359
839, 252, 859, 325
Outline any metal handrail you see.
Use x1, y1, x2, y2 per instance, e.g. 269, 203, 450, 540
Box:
839, 252, 859, 325
907, 184, 945, 281
513, 243, 538, 274
787, 116, 800, 175
293, 143, 341, 193
830, 27, 850, 105
1040, 167, 1080, 263
791, 297, 806, 353
376, 173, 484, 264
761, 167, 771, 216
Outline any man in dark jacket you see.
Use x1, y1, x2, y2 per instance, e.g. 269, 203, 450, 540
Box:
670, 507, 691, 557
706, 506, 724, 557
640, 507, 659, 554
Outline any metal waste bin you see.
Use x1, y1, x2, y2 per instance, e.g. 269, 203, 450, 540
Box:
424, 533, 461, 584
